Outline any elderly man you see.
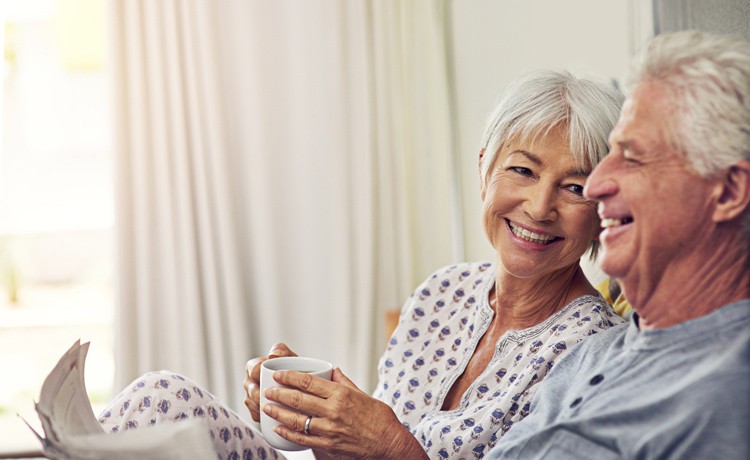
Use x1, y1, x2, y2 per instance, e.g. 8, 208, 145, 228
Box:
487, 30, 750, 459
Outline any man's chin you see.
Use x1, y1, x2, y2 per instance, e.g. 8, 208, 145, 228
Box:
598, 255, 630, 281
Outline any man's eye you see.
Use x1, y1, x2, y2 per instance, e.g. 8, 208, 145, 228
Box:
623, 152, 641, 166
510, 166, 533, 176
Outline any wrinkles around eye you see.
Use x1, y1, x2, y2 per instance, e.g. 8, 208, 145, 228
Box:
510, 166, 533, 176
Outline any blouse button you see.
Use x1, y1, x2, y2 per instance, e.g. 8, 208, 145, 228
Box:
570, 397, 583, 408
589, 374, 604, 385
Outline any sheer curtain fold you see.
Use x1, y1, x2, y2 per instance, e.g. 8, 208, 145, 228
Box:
110, 0, 461, 412
111, 0, 249, 409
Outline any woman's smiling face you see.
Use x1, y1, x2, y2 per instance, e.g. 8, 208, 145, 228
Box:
481, 126, 600, 279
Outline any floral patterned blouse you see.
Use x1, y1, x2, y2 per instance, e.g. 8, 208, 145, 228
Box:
372, 262, 624, 459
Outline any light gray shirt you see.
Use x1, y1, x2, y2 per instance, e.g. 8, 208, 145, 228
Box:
487, 299, 750, 460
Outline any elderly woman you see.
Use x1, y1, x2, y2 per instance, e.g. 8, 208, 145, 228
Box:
99, 70, 625, 459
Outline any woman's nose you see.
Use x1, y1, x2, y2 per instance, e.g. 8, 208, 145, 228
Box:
524, 186, 557, 222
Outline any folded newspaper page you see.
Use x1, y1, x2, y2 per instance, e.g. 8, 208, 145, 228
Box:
27, 340, 216, 459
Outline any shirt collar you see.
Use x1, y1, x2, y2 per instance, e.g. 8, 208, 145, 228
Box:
624, 299, 750, 351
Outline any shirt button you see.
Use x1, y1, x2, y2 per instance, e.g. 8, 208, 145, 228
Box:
570, 397, 583, 408
589, 374, 604, 385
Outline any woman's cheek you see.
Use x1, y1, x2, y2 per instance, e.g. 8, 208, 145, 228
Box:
481, 208, 501, 248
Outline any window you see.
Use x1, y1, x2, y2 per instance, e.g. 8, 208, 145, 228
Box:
0, 0, 114, 452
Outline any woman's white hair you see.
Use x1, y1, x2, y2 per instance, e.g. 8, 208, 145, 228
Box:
623, 30, 750, 177
479, 70, 624, 259
480, 70, 623, 182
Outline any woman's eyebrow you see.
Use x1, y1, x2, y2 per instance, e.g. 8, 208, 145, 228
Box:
510, 150, 589, 177
509, 150, 542, 165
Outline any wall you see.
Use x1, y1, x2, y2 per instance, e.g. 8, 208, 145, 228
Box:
655, 0, 750, 38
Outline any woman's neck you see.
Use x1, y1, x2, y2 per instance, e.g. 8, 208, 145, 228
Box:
490, 264, 595, 331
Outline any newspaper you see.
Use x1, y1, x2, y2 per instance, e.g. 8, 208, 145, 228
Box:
25, 340, 216, 459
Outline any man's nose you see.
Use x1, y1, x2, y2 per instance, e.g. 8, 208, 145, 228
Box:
584, 156, 618, 201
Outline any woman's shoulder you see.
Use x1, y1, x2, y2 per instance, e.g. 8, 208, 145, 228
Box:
395, 262, 494, 332
567, 294, 623, 318
548, 294, 627, 341
418, 261, 494, 286
408, 261, 493, 298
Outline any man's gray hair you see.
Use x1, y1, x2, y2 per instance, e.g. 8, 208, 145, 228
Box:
625, 30, 750, 240
479, 70, 624, 259
624, 30, 750, 177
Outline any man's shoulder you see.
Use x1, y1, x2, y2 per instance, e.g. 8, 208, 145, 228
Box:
539, 321, 630, 386
565, 320, 630, 357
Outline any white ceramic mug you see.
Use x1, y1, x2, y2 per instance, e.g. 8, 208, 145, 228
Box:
260, 356, 333, 451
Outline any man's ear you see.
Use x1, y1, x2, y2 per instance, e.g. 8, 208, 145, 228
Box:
713, 160, 750, 223
479, 148, 487, 201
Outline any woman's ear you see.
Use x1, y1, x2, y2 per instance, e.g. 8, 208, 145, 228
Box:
479, 148, 487, 200
713, 160, 750, 223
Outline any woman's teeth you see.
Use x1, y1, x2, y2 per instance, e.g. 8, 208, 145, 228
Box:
509, 221, 556, 244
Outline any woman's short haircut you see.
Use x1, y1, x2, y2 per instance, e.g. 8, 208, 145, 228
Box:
479, 70, 624, 259
623, 30, 750, 178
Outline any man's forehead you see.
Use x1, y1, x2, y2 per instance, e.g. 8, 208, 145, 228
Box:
610, 82, 674, 145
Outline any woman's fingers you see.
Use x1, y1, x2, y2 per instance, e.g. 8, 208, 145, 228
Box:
262, 403, 334, 450
264, 368, 418, 458
263, 402, 312, 433
330, 367, 356, 387
265, 368, 365, 422
264, 382, 332, 416
246, 343, 293, 383
273, 370, 336, 399
242, 342, 297, 422
267, 342, 296, 358
273, 417, 332, 450
246, 357, 264, 383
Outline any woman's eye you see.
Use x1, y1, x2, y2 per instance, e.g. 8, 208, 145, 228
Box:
510, 166, 533, 176
565, 184, 585, 196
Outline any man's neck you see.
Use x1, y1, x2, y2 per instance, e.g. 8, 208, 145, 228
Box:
628, 237, 750, 330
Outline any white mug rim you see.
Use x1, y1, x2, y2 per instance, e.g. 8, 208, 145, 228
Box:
261, 356, 333, 373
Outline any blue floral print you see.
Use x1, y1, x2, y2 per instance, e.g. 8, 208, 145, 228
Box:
372, 262, 624, 458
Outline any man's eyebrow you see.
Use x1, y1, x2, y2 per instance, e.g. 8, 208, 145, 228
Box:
509, 150, 589, 177
613, 137, 642, 156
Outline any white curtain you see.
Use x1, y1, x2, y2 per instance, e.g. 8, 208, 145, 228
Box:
110, 0, 462, 414
110, 0, 251, 410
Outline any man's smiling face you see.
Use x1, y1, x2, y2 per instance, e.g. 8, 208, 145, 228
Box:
583, 80, 720, 308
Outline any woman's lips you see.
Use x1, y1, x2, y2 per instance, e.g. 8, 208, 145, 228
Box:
507, 220, 561, 245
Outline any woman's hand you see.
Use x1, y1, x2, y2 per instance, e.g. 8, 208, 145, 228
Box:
262, 368, 427, 460
243, 343, 297, 422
